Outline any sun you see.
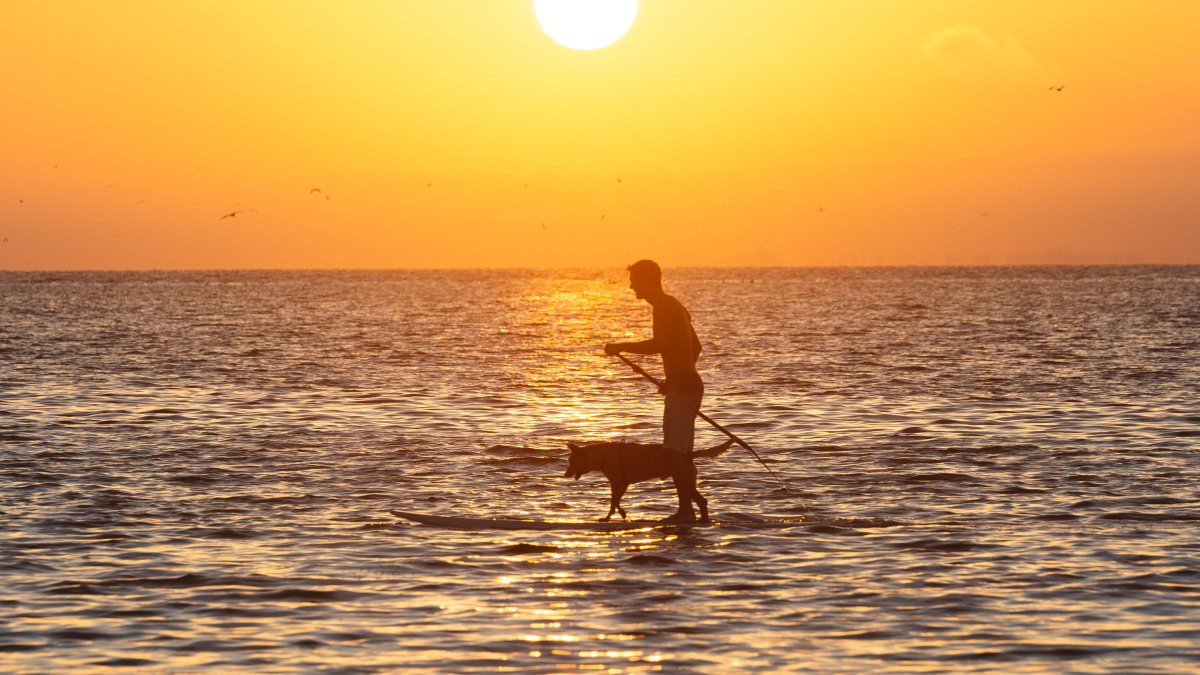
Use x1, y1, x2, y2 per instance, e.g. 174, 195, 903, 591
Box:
534, 0, 638, 51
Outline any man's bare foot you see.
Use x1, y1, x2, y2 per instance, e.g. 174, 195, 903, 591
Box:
662, 511, 697, 524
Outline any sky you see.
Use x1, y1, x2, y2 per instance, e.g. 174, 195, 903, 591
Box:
2, 0, 1198, 270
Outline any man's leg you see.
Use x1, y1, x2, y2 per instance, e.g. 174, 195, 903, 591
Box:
667, 452, 699, 518
662, 387, 703, 522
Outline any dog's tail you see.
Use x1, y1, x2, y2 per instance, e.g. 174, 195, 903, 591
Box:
690, 438, 736, 460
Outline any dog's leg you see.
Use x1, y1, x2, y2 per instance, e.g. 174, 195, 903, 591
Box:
692, 486, 709, 523
682, 463, 709, 522
605, 482, 628, 521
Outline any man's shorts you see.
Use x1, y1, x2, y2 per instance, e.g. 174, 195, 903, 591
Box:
663, 386, 703, 454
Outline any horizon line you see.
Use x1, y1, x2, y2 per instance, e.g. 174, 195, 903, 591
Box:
1, 261, 1196, 274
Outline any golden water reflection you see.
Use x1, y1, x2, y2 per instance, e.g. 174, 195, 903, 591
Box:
452, 528, 716, 673
496, 273, 655, 440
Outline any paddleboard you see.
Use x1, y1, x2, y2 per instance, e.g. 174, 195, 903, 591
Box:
390, 510, 804, 531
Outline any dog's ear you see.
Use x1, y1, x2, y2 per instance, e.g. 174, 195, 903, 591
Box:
564, 442, 585, 479
564, 443, 581, 479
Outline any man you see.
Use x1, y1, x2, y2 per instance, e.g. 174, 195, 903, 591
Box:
604, 259, 706, 522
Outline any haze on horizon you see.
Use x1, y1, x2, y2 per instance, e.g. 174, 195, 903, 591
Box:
2, 1, 1198, 271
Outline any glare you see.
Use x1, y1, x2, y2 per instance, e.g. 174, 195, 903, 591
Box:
534, 0, 638, 51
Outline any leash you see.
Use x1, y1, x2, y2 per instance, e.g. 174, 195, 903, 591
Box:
614, 353, 792, 493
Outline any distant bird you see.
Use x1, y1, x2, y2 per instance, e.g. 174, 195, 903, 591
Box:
541, 222, 547, 230
1049, 85, 1068, 92
426, 182, 433, 188
981, 212, 990, 217
616, 178, 622, 184
310, 188, 330, 200
601, 214, 606, 220
818, 206, 825, 213
219, 209, 257, 220
523, 183, 528, 188
2, 238, 8, 243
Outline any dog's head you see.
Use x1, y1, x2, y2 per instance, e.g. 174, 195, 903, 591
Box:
564, 442, 592, 480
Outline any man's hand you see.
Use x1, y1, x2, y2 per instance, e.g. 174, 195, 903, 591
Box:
604, 343, 622, 356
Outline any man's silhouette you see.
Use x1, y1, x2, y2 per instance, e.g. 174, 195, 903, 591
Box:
605, 260, 706, 523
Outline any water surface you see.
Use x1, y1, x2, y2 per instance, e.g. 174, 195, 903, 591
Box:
2, 266, 1198, 672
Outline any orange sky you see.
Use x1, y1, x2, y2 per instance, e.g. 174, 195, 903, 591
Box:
2, 1, 1198, 270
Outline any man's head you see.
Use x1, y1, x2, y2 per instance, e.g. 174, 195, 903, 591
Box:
626, 259, 662, 301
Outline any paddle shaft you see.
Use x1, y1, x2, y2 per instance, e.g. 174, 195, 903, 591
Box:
614, 353, 791, 492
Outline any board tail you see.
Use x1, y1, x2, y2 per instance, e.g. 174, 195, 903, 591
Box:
691, 438, 736, 460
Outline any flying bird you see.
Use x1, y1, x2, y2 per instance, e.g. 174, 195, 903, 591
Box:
219, 209, 257, 220
310, 188, 330, 200
1049, 85, 1068, 92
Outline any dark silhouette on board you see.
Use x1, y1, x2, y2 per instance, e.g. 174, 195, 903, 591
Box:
604, 259, 707, 523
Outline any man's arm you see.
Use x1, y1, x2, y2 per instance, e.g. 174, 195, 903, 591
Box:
606, 304, 667, 356
628, 302, 699, 362
605, 338, 658, 356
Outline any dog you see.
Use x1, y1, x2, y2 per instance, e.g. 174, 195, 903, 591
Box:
564, 438, 735, 522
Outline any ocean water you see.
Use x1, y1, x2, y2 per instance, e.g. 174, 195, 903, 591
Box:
1, 266, 1198, 673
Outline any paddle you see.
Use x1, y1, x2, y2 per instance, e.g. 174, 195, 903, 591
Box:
613, 353, 792, 493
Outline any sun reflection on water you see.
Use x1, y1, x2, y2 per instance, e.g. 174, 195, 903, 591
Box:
447, 526, 716, 673
494, 273, 651, 440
